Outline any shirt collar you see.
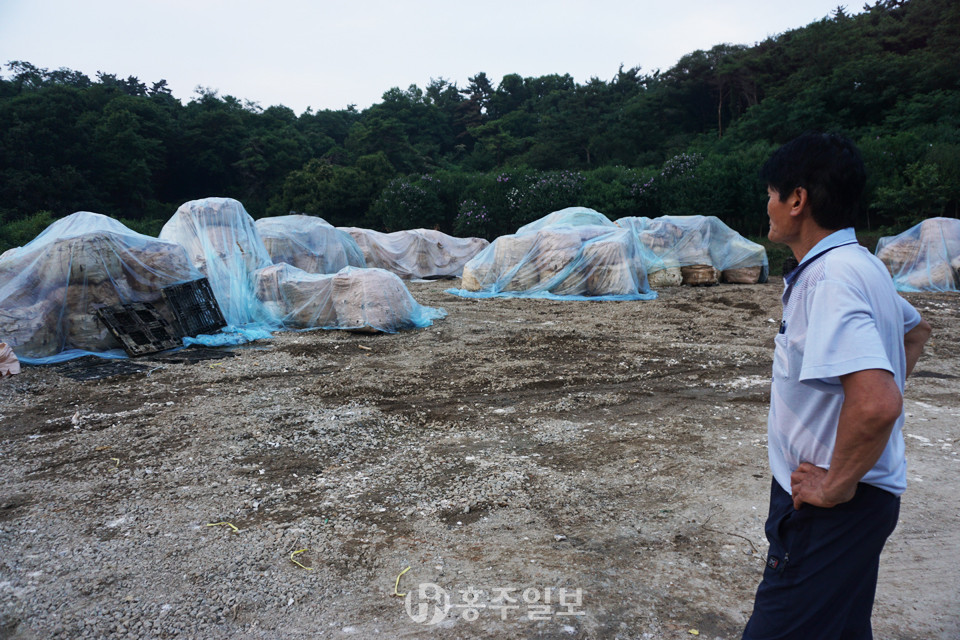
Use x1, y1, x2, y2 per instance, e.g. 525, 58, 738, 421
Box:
784, 227, 857, 285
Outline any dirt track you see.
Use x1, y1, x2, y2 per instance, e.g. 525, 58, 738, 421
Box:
1, 279, 958, 639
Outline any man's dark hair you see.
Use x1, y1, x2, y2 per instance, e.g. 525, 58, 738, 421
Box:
759, 132, 866, 230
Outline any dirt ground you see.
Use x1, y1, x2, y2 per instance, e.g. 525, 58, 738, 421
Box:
1, 279, 957, 639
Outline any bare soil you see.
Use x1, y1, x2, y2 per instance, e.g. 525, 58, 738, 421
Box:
1, 279, 957, 639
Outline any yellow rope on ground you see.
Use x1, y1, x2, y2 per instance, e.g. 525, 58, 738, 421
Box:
394, 566, 411, 597
290, 549, 313, 571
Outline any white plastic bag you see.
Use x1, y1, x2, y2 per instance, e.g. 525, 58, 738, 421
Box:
0, 342, 21, 377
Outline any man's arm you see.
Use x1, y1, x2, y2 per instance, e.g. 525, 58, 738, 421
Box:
904, 319, 932, 378
791, 316, 931, 510
790, 368, 902, 509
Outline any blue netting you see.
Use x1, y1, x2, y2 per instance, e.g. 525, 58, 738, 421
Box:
254, 264, 446, 332
617, 215, 768, 275
256, 214, 366, 274
183, 324, 275, 347
448, 208, 659, 301
2, 201, 449, 364
875, 217, 960, 292
516, 207, 618, 234
0, 211, 204, 364
159, 201, 448, 334
159, 197, 277, 327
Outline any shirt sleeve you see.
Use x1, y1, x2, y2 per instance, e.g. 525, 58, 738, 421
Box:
799, 278, 894, 390
900, 296, 922, 333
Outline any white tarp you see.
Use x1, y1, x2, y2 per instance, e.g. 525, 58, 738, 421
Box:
340, 227, 489, 279
0, 211, 201, 362
256, 214, 366, 274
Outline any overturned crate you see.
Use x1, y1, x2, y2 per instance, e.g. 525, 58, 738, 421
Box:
96, 303, 182, 356
161, 278, 227, 338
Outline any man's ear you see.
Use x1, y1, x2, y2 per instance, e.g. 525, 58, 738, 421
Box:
789, 187, 808, 218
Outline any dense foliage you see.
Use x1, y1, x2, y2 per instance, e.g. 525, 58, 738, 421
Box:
1, 0, 958, 253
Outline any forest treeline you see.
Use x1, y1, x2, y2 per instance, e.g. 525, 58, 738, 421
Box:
1, 0, 958, 253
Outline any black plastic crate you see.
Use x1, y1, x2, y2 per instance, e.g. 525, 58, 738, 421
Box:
96, 302, 182, 356
161, 278, 227, 338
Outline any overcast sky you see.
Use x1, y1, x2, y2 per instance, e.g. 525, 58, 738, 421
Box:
1, 0, 854, 114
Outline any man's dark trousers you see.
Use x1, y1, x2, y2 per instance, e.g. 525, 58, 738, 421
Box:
742, 478, 900, 640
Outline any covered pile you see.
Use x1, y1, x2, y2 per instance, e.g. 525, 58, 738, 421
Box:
159, 197, 277, 326
617, 215, 768, 286
161, 198, 446, 334
256, 215, 366, 274
340, 227, 489, 279
875, 217, 960, 292
450, 207, 659, 300
0, 212, 201, 362
254, 264, 446, 332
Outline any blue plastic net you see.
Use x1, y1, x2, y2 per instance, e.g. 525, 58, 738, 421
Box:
447, 207, 659, 301
253, 264, 446, 332
616, 215, 768, 277
163, 200, 446, 334
0, 211, 204, 364
516, 207, 618, 234
183, 324, 275, 348
159, 198, 277, 327
875, 217, 960, 292
2, 201, 449, 364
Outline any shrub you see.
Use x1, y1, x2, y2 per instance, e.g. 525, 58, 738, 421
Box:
371, 174, 446, 231
0, 210, 55, 253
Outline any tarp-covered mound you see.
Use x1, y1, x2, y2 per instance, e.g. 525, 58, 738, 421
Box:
256, 215, 366, 274
340, 227, 489, 279
254, 264, 446, 332
875, 217, 960, 292
517, 207, 617, 232
449, 207, 659, 301
0, 211, 202, 362
159, 197, 275, 326
618, 215, 768, 286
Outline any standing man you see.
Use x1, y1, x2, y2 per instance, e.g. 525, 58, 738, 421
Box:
742, 133, 932, 639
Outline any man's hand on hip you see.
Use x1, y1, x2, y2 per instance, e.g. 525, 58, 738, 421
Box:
790, 462, 857, 510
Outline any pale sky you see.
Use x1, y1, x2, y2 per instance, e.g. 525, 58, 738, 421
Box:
0, 0, 855, 114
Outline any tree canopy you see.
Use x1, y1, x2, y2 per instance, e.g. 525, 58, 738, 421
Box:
1, 0, 958, 252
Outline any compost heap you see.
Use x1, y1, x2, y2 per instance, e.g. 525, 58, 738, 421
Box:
0, 211, 202, 362
253, 263, 446, 332
617, 215, 769, 286
875, 217, 960, 292
159, 197, 276, 327
162, 198, 446, 335
339, 227, 489, 279
256, 215, 366, 274
450, 207, 659, 301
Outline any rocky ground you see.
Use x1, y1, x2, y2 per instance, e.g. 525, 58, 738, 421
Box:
1, 279, 957, 639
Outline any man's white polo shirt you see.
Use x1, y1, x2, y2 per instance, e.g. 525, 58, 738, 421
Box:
768, 228, 922, 496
